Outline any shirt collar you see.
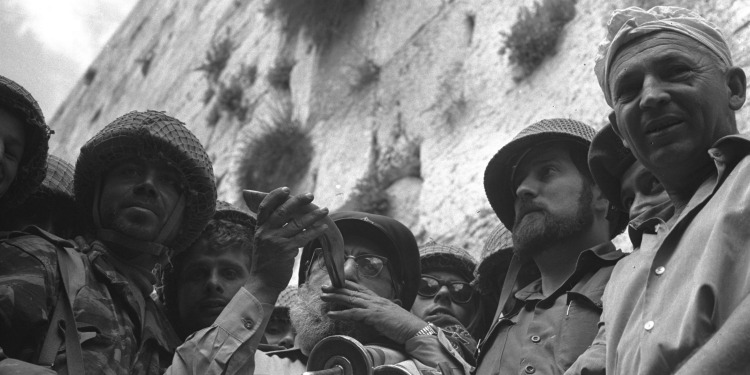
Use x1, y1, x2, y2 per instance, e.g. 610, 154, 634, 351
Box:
514, 241, 623, 301
628, 133, 750, 242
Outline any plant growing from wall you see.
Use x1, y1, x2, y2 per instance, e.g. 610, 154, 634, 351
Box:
205, 64, 258, 126
264, 0, 366, 47
197, 29, 236, 83
499, 0, 577, 81
237, 100, 314, 192
346, 126, 421, 216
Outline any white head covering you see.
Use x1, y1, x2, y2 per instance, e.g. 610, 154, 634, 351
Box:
595, 6, 732, 107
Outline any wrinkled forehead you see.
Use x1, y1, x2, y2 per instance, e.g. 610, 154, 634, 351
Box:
343, 233, 391, 259
610, 31, 724, 79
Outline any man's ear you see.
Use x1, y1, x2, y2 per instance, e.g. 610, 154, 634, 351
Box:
727, 66, 747, 111
392, 298, 403, 307
608, 111, 631, 150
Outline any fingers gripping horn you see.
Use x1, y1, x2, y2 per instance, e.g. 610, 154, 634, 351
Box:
243, 190, 346, 288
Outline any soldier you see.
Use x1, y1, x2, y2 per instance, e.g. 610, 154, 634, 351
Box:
0, 155, 79, 237
0, 110, 216, 374
410, 242, 480, 365
477, 119, 626, 374
0, 75, 50, 218
262, 286, 297, 349
471, 224, 538, 339
587, 120, 670, 249
160, 200, 256, 340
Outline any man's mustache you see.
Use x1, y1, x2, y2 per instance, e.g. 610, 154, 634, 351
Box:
515, 199, 545, 223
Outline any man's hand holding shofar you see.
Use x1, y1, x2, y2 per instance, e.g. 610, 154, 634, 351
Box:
243, 187, 329, 304
321, 281, 427, 344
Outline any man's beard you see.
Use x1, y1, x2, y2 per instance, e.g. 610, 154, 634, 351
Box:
290, 282, 381, 354
512, 183, 594, 261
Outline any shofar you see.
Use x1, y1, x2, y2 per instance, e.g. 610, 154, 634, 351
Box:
242, 190, 346, 288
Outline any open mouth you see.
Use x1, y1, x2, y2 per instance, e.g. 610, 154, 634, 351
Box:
644, 116, 682, 135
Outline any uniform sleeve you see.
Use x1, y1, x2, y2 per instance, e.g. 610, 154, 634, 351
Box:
564, 320, 607, 375
165, 287, 274, 375
0, 238, 58, 363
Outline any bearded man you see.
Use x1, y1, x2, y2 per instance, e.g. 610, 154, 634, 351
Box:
168, 208, 472, 374
566, 6, 750, 375
476, 119, 626, 375
0, 110, 216, 374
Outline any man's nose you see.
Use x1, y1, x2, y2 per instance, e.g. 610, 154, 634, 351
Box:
277, 330, 296, 349
133, 168, 158, 197
640, 75, 671, 110
205, 270, 224, 293
515, 175, 538, 200
343, 257, 359, 282
434, 285, 452, 304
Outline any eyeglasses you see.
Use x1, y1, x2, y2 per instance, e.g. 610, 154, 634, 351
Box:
306, 248, 391, 279
417, 275, 474, 304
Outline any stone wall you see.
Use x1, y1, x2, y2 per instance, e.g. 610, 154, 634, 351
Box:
48, 0, 750, 259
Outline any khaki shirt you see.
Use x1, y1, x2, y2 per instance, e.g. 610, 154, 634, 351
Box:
582, 135, 750, 375
476, 242, 624, 375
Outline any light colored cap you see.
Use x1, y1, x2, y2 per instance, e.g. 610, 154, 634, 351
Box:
595, 6, 731, 106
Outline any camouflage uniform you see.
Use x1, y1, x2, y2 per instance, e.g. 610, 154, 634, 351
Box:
0, 230, 179, 374
0, 111, 216, 374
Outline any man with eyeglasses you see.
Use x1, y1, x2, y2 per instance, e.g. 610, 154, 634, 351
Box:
168, 208, 472, 374
477, 119, 627, 375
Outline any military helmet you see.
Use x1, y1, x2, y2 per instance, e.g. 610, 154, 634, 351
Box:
214, 200, 256, 229
74, 110, 216, 254
419, 242, 477, 282
484, 118, 597, 231
0, 75, 51, 209
37, 154, 75, 201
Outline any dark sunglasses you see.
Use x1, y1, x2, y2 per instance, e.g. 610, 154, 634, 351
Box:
417, 275, 474, 304
307, 248, 390, 279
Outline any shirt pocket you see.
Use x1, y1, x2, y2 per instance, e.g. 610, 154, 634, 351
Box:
554, 292, 603, 371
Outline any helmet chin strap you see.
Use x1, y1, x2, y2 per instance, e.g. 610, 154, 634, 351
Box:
92, 179, 186, 260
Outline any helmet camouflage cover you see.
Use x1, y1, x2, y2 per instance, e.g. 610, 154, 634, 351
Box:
74, 110, 216, 254
0, 75, 51, 209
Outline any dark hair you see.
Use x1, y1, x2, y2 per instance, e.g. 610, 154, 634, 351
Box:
159, 217, 255, 339
568, 143, 624, 238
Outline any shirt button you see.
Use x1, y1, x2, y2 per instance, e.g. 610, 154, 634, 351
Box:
644, 320, 654, 331
525, 365, 536, 374
655, 266, 665, 275
530, 335, 541, 343
242, 318, 254, 330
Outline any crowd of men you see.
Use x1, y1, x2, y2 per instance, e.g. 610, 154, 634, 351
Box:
0, 5, 747, 374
